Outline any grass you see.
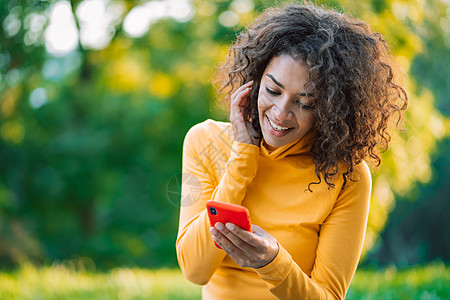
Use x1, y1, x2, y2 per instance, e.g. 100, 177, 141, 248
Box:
0, 264, 201, 300
0, 261, 447, 299
346, 261, 449, 300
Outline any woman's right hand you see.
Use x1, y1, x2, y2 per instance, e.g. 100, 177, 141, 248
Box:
229, 81, 261, 147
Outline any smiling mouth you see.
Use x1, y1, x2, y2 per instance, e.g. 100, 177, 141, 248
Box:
267, 116, 293, 131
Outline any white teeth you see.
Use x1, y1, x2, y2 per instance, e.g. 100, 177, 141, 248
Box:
268, 117, 290, 131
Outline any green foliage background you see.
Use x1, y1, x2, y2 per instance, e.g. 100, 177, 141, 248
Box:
0, 0, 449, 270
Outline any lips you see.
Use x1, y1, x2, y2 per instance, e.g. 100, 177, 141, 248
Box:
267, 116, 293, 131
266, 115, 294, 137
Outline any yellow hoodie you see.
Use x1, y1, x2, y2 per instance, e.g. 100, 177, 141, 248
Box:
176, 119, 371, 300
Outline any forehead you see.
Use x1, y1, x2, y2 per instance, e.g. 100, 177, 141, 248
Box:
263, 55, 309, 89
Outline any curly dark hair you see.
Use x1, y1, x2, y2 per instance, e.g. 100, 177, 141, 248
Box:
214, 2, 408, 190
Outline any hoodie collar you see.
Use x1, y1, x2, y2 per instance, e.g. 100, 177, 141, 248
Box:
259, 130, 316, 160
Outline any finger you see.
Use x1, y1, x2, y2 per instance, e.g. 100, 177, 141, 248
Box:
237, 89, 252, 108
230, 90, 250, 122
230, 81, 253, 100
231, 87, 252, 110
231, 83, 253, 109
211, 226, 233, 248
229, 82, 256, 145
225, 223, 260, 248
215, 223, 255, 253
211, 230, 248, 263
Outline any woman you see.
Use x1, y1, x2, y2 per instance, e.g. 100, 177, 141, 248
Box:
176, 3, 407, 299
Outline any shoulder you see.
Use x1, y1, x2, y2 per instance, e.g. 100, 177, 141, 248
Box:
335, 160, 371, 186
183, 119, 233, 152
185, 119, 231, 139
337, 160, 372, 199
352, 161, 372, 188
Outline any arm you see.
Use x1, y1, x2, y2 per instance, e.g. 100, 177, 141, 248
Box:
176, 121, 259, 285
255, 162, 372, 299
213, 162, 372, 299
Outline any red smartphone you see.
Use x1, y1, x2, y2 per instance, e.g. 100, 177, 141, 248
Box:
206, 200, 252, 249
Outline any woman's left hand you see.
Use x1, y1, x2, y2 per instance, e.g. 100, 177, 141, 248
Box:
210, 223, 279, 269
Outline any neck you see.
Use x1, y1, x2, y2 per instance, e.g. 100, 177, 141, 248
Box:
263, 140, 278, 151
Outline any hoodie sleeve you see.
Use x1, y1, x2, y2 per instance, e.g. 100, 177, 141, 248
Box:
176, 120, 260, 285
254, 162, 372, 300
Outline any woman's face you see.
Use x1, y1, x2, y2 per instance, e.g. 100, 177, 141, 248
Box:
257, 55, 315, 149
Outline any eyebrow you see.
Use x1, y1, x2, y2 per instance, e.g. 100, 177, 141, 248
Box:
266, 73, 308, 97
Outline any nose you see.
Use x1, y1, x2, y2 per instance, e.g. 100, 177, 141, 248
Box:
273, 97, 294, 120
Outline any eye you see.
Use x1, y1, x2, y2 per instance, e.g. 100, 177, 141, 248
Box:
265, 87, 280, 95
295, 100, 315, 111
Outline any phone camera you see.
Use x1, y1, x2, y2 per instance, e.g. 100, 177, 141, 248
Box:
209, 207, 217, 215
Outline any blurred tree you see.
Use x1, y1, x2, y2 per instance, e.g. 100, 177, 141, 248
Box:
0, 0, 50, 266
364, 0, 450, 267
0, 0, 448, 269
365, 137, 450, 267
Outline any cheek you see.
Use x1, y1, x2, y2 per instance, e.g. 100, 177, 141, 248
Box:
305, 114, 315, 129
295, 112, 315, 129
257, 93, 272, 114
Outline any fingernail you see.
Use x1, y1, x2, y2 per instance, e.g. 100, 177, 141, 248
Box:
210, 227, 217, 235
215, 223, 224, 230
226, 223, 235, 231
